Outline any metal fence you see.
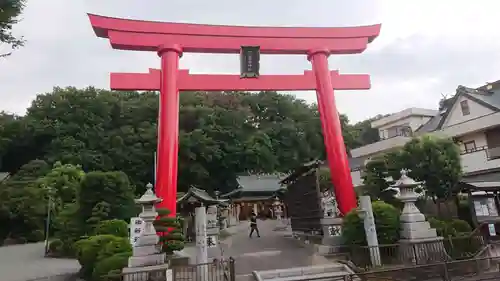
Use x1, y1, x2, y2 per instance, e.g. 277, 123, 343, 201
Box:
348, 235, 487, 270
347, 256, 500, 281
117, 258, 235, 281
172, 258, 235, 281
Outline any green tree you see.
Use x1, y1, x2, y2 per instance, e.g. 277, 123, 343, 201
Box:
0, 0, 26, 57
36, 162, 84, 211
78, 171, 136, 234
0, 159, 49, 242
361, 136, 462, 215
361, 155, 401, 208
0, 87, 364, 196
390, 136, 462, 201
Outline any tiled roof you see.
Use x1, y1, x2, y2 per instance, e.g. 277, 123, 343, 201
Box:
221, 174, 284, 198
177, 186, 228, 205
236, 175, 283, 192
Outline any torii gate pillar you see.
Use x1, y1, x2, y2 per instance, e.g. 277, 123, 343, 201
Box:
157, 44, 183, 216
308, 49, 357, 211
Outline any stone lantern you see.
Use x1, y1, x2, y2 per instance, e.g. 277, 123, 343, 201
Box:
393, 170, 445, 264
272, 197, 283, 220
122, 183, 169, 281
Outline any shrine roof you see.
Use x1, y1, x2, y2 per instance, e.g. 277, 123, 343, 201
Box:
177, 186, 229, 205
232, 196, 276, 202
221, 174, 285, 198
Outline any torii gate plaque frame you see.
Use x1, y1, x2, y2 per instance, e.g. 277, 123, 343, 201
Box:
88, 14, 381, 217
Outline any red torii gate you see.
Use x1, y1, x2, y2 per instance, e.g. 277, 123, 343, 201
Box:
88, 14, 381, 217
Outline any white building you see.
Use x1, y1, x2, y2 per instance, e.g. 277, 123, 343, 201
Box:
349, 81, 500, 187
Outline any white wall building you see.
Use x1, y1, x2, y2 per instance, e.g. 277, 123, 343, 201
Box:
349, 82, 500, 187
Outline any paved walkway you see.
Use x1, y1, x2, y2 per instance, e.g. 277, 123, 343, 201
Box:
214, 219, 327, 275
0, 242, 80, 281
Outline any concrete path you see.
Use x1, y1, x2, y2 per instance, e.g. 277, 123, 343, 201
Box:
0, 242, 80, 281
214, 220, 328, 275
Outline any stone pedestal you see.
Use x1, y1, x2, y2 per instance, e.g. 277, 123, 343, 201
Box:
394, 170, 446, 265
316, 217, 344, 255
123, 184, 169, 281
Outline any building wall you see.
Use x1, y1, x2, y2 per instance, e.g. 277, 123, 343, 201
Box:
457, 131, 488, 152
443, 95, 495, 128
378, 115, 433, 139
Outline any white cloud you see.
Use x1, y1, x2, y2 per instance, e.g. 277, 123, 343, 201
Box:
1, 0, 500, 122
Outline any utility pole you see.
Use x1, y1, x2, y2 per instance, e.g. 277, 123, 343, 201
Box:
44, 194, 52, 256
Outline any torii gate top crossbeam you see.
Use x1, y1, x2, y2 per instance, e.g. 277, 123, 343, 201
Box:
88, 14, 381, 54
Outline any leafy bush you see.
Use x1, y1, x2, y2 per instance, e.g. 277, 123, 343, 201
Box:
94, 220, 128, 237
96, 236, 132, 262
26, 229, 44, 242
154, 208, 185, 254
342, 200, 400, 245
428, 217, 471, 237
75, 235, 120, 278
48, 239, 64, 255
92, 252, 131, 281
450, 219, 472, 233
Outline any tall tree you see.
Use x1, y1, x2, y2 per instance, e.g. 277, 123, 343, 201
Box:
362, 136, 462, 214
390, 136, 462, 201
0, 0, 26, 57
0, 87, 334, 194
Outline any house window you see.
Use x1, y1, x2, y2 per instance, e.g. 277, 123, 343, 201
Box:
460, 100, 470, 116
464, 141, 476, 153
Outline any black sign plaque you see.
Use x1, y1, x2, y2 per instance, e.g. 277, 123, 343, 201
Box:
240, 46, 260, 78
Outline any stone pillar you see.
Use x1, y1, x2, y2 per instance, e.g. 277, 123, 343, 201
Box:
122, 184, 169, 281
394, 170, 445, 265
195, 206, 208, 280
317, 190, 344, 256
359, 196, 381, 267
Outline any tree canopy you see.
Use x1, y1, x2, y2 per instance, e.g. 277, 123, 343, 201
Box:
0, 87, 378, 195
362, 136, 462, 209
0, 0, 26, 57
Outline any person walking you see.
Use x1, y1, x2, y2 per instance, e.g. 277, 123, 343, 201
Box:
249, 212, 260, 238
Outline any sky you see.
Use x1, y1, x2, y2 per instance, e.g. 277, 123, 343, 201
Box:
2, 0, 500, 123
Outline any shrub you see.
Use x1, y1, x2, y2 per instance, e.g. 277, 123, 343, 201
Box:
94, 220, 128, 237
75, 235, 119, 278
26, 229, 45, 243
92, 252, 130, 281
154, 208, 185, 254
450, 219, 472, 233
429, 217, 471, 237
342, 200, 400, 245
96, 236, 132, 262
75, 234, 132, 280
48, 239, 64, 256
